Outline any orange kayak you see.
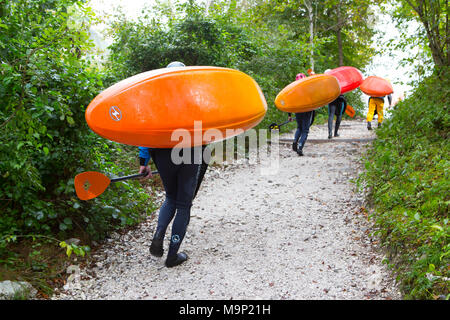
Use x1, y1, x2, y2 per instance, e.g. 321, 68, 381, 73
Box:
360, 76, 393, 97
274, 74, 340, 113
325, 66, 364, 94
85, 66, 267, 148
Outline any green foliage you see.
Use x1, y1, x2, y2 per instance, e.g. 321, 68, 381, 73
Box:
359, 69, 450, 299
387, 0, 449, 76
105, 0, 375, 132
0, 0, 154, 264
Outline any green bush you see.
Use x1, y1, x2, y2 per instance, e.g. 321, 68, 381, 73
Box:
106, 1, 362, 133
0, 0, 154, 259
359, 69, 450, 299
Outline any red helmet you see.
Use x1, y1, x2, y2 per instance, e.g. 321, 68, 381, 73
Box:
296, 73, 306, 80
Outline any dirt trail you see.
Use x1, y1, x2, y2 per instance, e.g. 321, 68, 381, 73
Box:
53, 119, 401, 300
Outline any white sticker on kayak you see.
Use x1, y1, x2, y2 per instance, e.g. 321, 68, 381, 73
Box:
109, 106, 122, 121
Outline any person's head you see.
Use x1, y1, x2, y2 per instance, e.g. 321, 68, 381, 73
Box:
166, 61, 186, 68
295, 73, 306, 81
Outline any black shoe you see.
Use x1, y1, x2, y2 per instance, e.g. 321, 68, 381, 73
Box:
334, 133, 340, 137
367, 122, 372, 130
377, 122, 382, 128
297, 149, 304, 156
165, 252, 188, 268
149, 230, 165, 257
328, 135, 332, 139
292, 142, 297, 152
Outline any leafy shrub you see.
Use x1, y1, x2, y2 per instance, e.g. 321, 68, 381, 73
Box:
359, 68, 449, 299
0, 0, 154, 258
105, 1, 366, 133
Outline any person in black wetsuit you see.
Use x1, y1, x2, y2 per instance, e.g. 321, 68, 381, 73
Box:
327, 94, 347, 139
139, 61, 210, 268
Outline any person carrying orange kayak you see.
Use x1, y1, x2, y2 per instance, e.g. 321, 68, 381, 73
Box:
289, 72, 316, 156
366, 94, 392, 130
139, 61, 210, 268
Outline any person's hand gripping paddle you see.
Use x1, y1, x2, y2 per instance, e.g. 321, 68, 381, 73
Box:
268, 117, 293, 131
74, 170, 158, 200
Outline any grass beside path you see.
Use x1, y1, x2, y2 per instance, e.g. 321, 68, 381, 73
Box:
358, 71, 449, 300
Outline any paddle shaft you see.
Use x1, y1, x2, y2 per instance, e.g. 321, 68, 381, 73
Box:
278, 119, 292, 127
110, 170, 159, 183
269, 118, 292, 130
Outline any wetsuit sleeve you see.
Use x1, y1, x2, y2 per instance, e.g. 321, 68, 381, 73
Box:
138, 147, 151, 166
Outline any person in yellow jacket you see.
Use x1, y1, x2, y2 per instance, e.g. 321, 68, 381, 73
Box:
366, 94, 392, 130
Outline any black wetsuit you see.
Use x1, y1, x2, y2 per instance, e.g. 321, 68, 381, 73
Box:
141, 145, 209, 259
328, 95, 347, 137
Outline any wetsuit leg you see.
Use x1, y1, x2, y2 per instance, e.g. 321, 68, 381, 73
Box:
167, 161, 201, 259
294, 113, 302, 147
334, 104, 343, 136
298, 111, 313, 151
328, 105, 336, 138
150, 149, 178, 235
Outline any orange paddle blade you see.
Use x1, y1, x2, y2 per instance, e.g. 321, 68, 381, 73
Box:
345, 105, 356, 118
74, 171, 111, 200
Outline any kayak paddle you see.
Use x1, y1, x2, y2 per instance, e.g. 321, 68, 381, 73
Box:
345, 105, 356, 118
268, 118, 293, 131
74, 170, 158, 201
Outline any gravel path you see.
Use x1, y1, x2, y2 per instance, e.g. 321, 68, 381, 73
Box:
53, 119, 401, 300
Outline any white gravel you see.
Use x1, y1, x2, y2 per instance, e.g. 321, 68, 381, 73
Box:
53, 119, 401, 300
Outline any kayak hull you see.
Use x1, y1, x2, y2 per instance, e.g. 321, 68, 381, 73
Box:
360, 76, 393, 97
85, 66, 267, 148
274, 74, 341, 113
325, 66, 364, 94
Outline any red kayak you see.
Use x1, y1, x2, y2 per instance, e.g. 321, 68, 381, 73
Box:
325, 66, 364, 94
360, 76, 393, 97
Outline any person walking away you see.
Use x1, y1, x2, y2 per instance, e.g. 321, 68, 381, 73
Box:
327, 94, 347, 139
292, 111, 315, 156
139, 61, 210, 268
289, 72, 316, 156
366, 93, 392, 130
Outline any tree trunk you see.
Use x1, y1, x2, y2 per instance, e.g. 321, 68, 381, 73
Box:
305, 0, 315, 72
336, 1, 344, 66
405, 0, 448, 67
